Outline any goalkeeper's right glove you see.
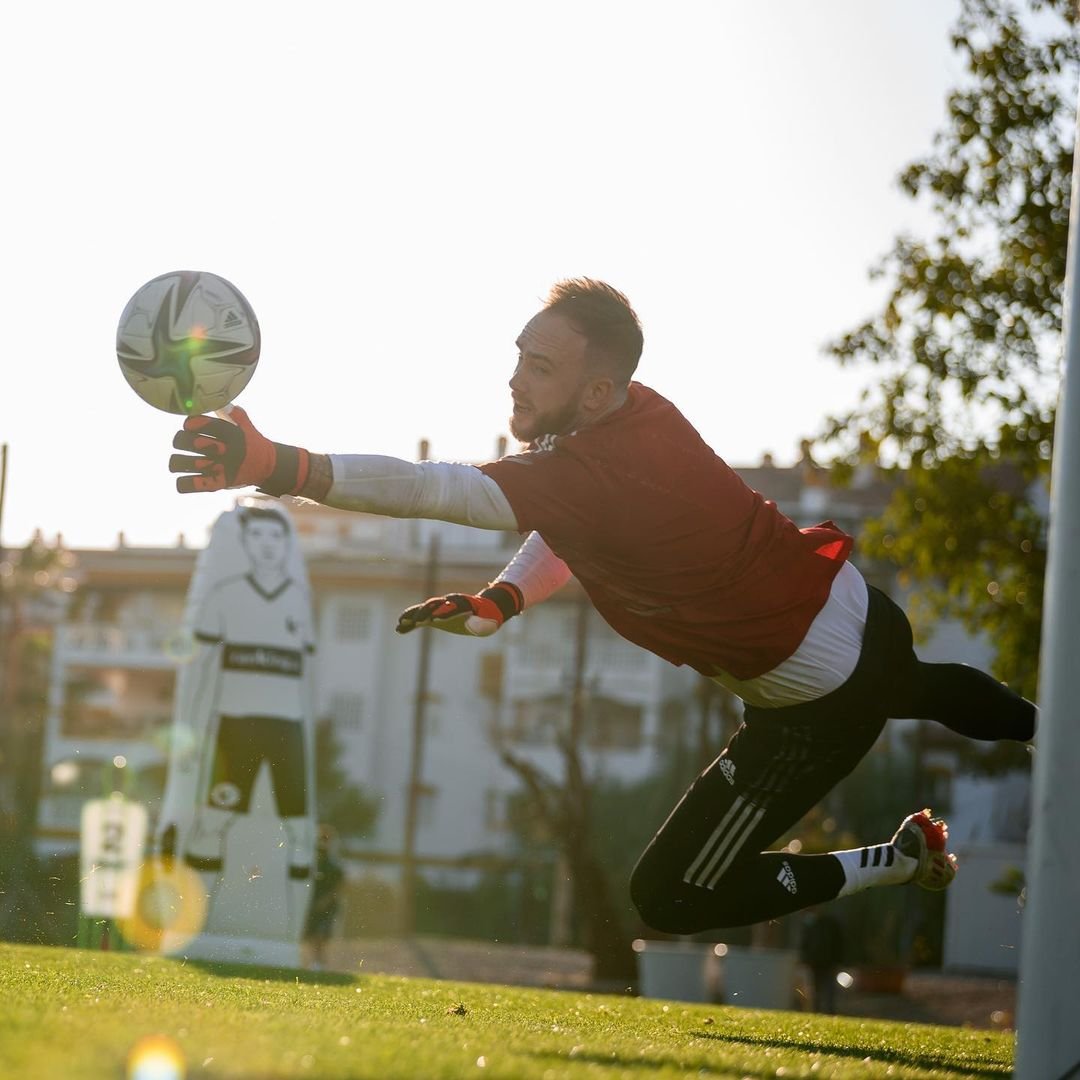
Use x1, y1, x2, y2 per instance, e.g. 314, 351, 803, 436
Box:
395, 582, 524, 637
168, 406, 311, 495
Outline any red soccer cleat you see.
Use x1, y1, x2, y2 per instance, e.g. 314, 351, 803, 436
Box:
892, 808, 958, 891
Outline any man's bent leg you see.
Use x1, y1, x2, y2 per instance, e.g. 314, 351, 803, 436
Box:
896, 661, 1036, 742
630, 712, 883, 933
632, 848, 847, 933
867, 586, 1035, 742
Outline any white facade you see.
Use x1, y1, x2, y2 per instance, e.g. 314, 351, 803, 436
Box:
299, 508, 700, 867
943, 842, 1027, 974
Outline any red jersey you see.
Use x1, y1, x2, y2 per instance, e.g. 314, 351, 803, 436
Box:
479, 383, 853, 680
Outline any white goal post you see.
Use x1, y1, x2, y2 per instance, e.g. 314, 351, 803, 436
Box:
1014, 88, 1080, 1080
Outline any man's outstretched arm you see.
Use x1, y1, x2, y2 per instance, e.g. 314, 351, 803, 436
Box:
168, 407, 573, 636
169, 407, 518, 530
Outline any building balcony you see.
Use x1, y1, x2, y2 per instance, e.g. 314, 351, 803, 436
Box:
56, 624, 183, 668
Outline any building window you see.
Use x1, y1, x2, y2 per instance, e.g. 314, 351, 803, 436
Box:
508, 695, 643, 750
587, 697, 644, 750
515, 614, 574, 669
330, 691, 364, 730
62, 666, 175, 740
595, 638, 642, 672
509, 698, 565, 745
335, 605, 371, 641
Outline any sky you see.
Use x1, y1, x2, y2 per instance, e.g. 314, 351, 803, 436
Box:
0, 0, 966, 551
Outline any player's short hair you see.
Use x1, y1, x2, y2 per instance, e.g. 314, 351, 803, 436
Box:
543, 278, 643, 386
239, 505, 290, 533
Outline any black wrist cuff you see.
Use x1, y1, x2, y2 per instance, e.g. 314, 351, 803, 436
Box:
260, 443, 305, 497
481, 581, 524, 621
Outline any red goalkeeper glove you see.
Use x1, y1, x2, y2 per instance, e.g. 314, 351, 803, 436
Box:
395, 582, 524, 637
168, 406, 311, 496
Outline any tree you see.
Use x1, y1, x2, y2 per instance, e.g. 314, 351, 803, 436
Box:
500, 739, 636, 982
821, 0, 1078, 699
587, 683, 741, 936
0, 532, 78, 943
0, 532, 77, 832
313, 718, 380, 839
496, 593, 637, 983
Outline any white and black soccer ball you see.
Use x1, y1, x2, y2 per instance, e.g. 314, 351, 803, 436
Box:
116, 270, 260, 415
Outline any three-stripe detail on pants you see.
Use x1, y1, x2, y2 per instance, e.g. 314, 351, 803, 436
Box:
682, 724, 814, 891
683, 796, 765, 890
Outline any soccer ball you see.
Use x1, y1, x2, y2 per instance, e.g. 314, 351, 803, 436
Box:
116, 270, 260, 415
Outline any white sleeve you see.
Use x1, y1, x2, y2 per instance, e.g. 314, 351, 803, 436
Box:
493, 531, 572, 608
325, 455, 519, 530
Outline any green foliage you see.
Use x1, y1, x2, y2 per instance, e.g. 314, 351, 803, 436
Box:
822, 0, 1077, 699
0, 943, 1015, 1079
313, 719, 380, 839
496, 644, 640, 979
412, 866, 554, 945
862, 458, 1045, 696
0, 533, 77, 833
820, 747, 944, 968
587, 761, 693, 932
825, 0, 1076, 464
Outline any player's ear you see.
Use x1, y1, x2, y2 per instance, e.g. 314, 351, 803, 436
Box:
582, 375, 616, 415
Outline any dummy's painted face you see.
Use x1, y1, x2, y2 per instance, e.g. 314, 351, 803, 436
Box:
508, 310, 594, 443
241, 518, 289, 572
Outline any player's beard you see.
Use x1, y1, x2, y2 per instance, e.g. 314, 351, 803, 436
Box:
509, 395, 584, 444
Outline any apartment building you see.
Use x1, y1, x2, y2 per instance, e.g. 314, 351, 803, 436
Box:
35, 499, 703, 867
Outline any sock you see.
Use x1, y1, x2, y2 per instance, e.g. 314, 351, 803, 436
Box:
833, 843, 917, 898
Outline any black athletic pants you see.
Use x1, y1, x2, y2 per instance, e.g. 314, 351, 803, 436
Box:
629, 586, 1036, 933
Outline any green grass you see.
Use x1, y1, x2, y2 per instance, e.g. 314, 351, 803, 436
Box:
0, 943, 1013, 1079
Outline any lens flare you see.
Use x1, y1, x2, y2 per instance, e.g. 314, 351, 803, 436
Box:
120, 858, 208, 953
155, 722, 196, 759
126, 1034, 186, 1080
51, 760, 80, 786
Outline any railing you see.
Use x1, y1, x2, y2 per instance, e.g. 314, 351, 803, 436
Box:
57, 624, 183, 662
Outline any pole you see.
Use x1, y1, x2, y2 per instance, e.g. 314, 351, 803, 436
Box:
0, 443, 8, 558
549, 591, 590, 947
568, 588, 589, 748
399, 530, 439, 937
1014, 88, 1080, 1080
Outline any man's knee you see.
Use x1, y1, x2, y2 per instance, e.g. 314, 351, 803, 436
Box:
630, 863, 709, 936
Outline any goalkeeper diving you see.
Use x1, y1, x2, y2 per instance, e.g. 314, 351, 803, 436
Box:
169, 278, 1036, 931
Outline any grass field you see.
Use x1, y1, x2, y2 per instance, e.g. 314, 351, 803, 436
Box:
0, 942, 1013, 1079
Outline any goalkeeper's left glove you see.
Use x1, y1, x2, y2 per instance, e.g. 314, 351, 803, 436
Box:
395, 582, 524, 637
